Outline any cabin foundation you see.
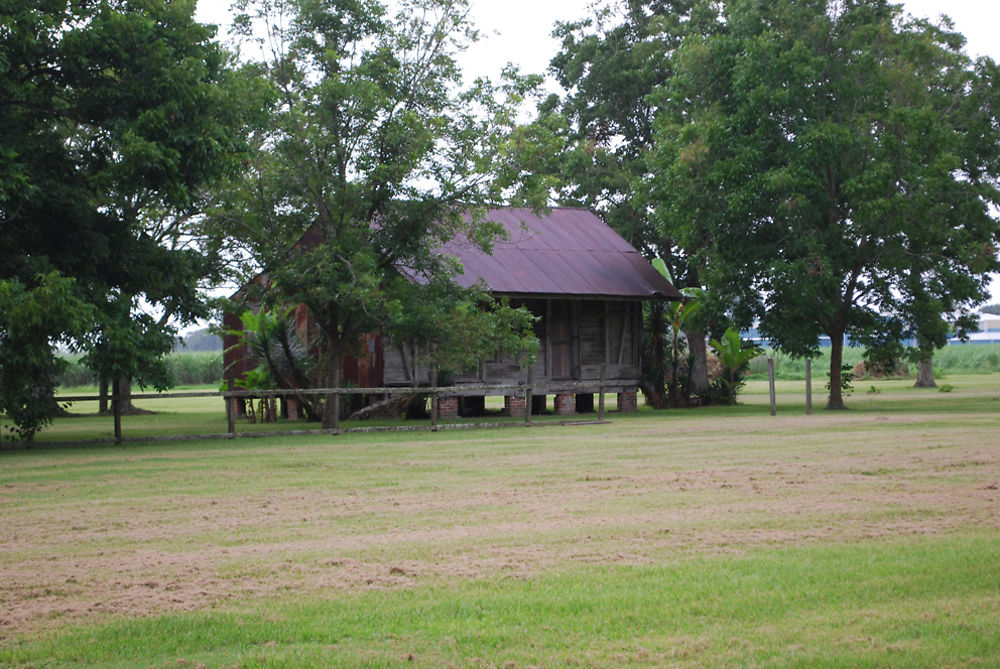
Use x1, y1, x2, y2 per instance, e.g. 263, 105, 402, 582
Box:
438, 396, 459, 419
554, 393, 576, 415
505, 395, 526, 417
617, 390, 638, 412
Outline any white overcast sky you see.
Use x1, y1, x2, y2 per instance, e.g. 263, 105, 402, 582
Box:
193, 0, 1000, 300
195, 1, 1000, 80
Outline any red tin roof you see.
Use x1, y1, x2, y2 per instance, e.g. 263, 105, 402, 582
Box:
235, 207, 682, 301
440, 207, 681, 299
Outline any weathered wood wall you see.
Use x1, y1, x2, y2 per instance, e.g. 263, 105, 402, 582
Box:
383, 297, 643, 390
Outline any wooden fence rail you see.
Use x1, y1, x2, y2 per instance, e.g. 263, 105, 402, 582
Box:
58, 364, 616, 445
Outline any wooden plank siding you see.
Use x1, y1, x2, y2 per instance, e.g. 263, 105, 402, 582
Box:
382, 297, 642, 390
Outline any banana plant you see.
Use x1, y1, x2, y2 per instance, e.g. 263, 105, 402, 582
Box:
233, 366, 276, 423
709, 327, 762, 405
666, 292, 702, 405
651, 258, 704, 407
224, 307, 320, 420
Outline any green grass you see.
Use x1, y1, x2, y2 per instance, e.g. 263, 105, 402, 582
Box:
5, 537, 997, 668
13, 387, 619, 443
2, 374, 1000, 667
28, 346, 998, 443
748, 343, 1000, 379
21, 372, 1000, 443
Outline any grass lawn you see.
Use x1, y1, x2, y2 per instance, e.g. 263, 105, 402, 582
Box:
27, 386, 603, 443
1, 375, 999, 667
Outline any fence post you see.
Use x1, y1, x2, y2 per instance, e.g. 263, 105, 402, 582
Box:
598, 363, 606, 421
112, 377, 123, 445
332, 387, 340, 435
805, 358, 812, 415
430, 364, 439, 432
226, 378, 236, 438
525, 367, 533, 427
768, 358, 777, 416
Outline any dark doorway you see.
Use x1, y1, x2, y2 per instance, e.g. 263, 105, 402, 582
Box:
551, 301, 572, 378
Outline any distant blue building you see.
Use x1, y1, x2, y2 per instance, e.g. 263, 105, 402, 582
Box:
744, 313, 1000, 348
949, 313, 1000, 345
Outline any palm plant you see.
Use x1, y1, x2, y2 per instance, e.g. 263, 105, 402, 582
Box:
224, 308, 321, 420
709, 327, 762, 405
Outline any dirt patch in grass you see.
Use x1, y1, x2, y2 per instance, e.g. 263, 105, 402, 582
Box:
2, 409, 999, 639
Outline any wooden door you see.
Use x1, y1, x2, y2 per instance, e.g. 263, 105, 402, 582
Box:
551, 301, 572, 378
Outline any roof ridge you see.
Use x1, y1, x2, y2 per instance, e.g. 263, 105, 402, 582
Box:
486, 204, 594, 212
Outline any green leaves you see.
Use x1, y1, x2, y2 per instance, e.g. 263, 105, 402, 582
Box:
384, 279, 538, 376
0, 273, 92, 341
710, 327, 761, 374
651, 0, 1000, 407
2, 0, 247, 435
709, 327, 762, 405
214, 0, 541, 428
0, 272, 93, 440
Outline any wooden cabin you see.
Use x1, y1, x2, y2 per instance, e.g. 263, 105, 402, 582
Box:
224, 207, 680, 416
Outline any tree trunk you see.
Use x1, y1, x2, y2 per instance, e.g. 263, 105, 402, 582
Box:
914, 357, 936, 388
116, 378, 155, 415
321, 345, 342, 429
98, 379, 110, 415
826, 333, 846, 410
653, 312, 666, 400
687, 328, 709, 395
667, 327, 683, 407
119, 378, 134, 413
644, 302, 668, 409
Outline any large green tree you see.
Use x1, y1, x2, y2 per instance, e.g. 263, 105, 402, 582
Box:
539, 1, 723, 406
1, 0, 244, 436
649, 0, 1000, 409
213, 0, 539, 428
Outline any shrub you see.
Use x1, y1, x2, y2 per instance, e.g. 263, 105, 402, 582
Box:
697, 377, 732, 406
825, 363, 855, 397
709, 328, 762, 405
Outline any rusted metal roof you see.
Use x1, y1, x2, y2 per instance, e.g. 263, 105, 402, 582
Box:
236, 207, 682, 301
441, 207, 681, 299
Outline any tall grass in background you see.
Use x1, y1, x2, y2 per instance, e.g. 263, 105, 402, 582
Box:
932, 344, 1000, 374
748, 344, 1000, 380
56, 352, 223, 389
166, 351, 223, 386
56, 344, 1000, 390
747, 348, 865, 380
54, 354, 99, 388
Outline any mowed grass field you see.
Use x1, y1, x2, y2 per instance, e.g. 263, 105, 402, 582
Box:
1, 375, 999, 667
